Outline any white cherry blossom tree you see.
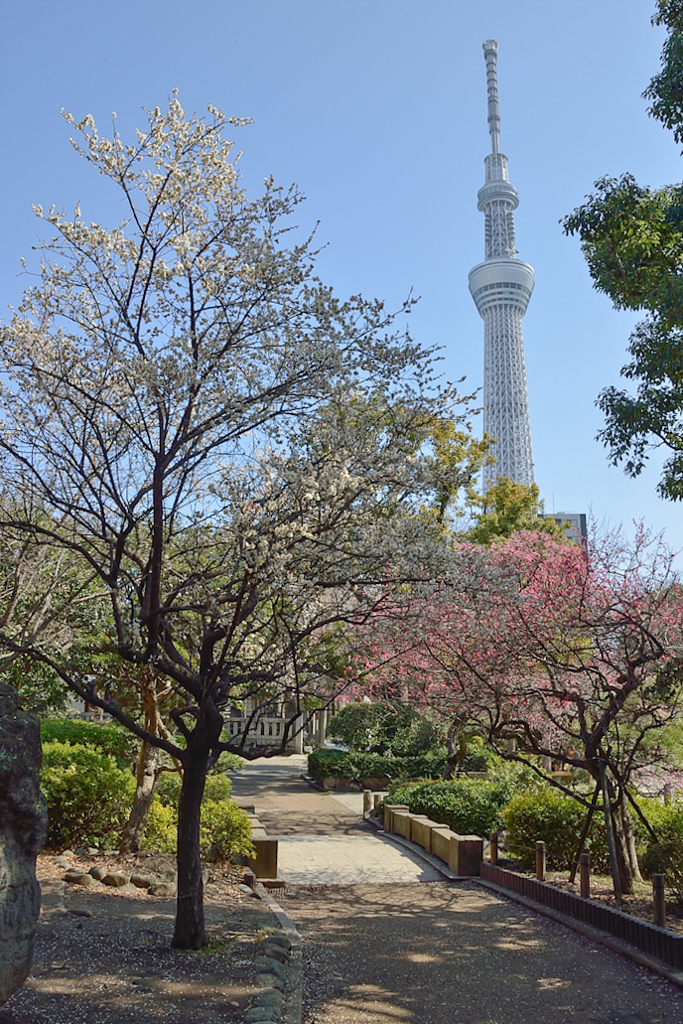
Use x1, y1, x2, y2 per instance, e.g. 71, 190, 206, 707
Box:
0, 95, 484, 948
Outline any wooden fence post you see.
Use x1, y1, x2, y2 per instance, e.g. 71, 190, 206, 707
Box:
536, 841, 546, 882
489, 832, 498, 865
653, 873, 666, 929
580, 852, 590, 899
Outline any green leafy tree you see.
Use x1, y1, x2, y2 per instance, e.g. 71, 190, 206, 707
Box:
464, 477, 568, 546
563, 1, 683, 499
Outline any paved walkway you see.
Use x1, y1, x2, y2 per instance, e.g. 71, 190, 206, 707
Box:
230, 755, 442, 884
231, 755, 683, 1024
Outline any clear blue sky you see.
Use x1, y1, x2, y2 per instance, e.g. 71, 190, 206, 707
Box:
2, 1, 682, 551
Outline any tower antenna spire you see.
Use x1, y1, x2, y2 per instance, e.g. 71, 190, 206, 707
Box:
483, 39, 500, 154
468, 40, 535, 489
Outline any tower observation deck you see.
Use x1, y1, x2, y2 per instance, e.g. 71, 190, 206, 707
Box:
469, 39, 534, 488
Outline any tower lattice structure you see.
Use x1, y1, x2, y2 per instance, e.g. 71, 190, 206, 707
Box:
469, 39, 535, 489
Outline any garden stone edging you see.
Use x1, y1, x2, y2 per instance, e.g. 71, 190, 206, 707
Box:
249, 887, 302, 1024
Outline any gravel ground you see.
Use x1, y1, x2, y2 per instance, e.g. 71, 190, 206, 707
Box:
282, 880, 683, 1024
1, 854, 278, 1024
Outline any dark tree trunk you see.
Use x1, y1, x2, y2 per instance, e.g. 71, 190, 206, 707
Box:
598, 761, 634, 903
172, 744, 210, 949
120, 742, 159, 855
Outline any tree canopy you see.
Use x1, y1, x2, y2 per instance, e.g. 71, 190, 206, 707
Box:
563, 0, 683, 499
353, 528, 683, 902
0, 95, 483, 947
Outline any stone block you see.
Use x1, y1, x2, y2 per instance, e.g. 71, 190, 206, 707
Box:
391, 811, 412, 839
247, 838, 278, 879
409, 816, 440, 851
383, 804, 409, 832
448, 834, 484, 876
148, 881, 177, 897
103, 871, 131, 887
430, 827, 456, 865
130, 872, 157, 888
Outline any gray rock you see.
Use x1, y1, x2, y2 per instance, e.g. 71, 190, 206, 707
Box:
64, 871, 97, 887
0, 683, 47, 1006
160, 869, 177, 882
130, 872, 157, 888
255, 973, 284, 991
102, 871, 131, 887
253, 957, 286, 981
244, 1010, 281, 1023
88, 866, 107, 881
237, 883, 253, 894
262, 943, 290, 963
266, 933, 292, 950
148, 881, 177, 897
253, 991, 284, 1009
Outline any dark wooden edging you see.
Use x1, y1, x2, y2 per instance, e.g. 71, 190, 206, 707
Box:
481, 862, 683, 970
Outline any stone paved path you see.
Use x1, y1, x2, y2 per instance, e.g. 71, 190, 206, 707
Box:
231, 756, 683, 1024
230, 755, 442, 884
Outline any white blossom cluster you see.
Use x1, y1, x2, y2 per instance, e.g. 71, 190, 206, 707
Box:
0, 96, 483, 751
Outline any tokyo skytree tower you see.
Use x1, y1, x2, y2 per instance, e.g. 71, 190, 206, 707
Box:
469, 39, 535, 488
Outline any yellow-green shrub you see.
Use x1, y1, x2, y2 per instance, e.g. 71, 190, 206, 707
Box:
41, 740, 135, 849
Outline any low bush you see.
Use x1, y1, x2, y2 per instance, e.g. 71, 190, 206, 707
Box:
41, 717, 137, 769
639, 799, 683, 900
144, 768, 251, 862
155, 769, 233, 807
307, 749, 351, 780
141, 798, 177, 854
501, 789, 611, 872
385, 778, 514, 838
141, 792, 254, 862
308, 748, 446, 783
199, 801, 255, 862
41, 740, 136, 849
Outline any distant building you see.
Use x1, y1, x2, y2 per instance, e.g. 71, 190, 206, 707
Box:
546, 511, 588, 546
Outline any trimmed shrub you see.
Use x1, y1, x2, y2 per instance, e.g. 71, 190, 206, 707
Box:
308, 749, 351, 780
41, 740, 136, 849
155, 769, 233, 807
141, 798, 177, 854
308, 748, 446, 783
385, 778, 514, 838
41, 717, 137, 768
143, 770, 251, 862
639, 799, 683, 900
199, 801, 255, 863
502, 789, 610, 872
140, 794, 254, 862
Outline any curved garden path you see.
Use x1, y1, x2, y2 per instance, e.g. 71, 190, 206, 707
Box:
232, 755, 683, 1024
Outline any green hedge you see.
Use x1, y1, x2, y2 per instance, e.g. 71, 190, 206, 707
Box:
502, 789, 611, 872
141, 793, 254, 862
385, 778, 514, 838
40, 717, 138, 768
308, 748, 446, 782
640, 800, 683, 900
41, 740, 136, 849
